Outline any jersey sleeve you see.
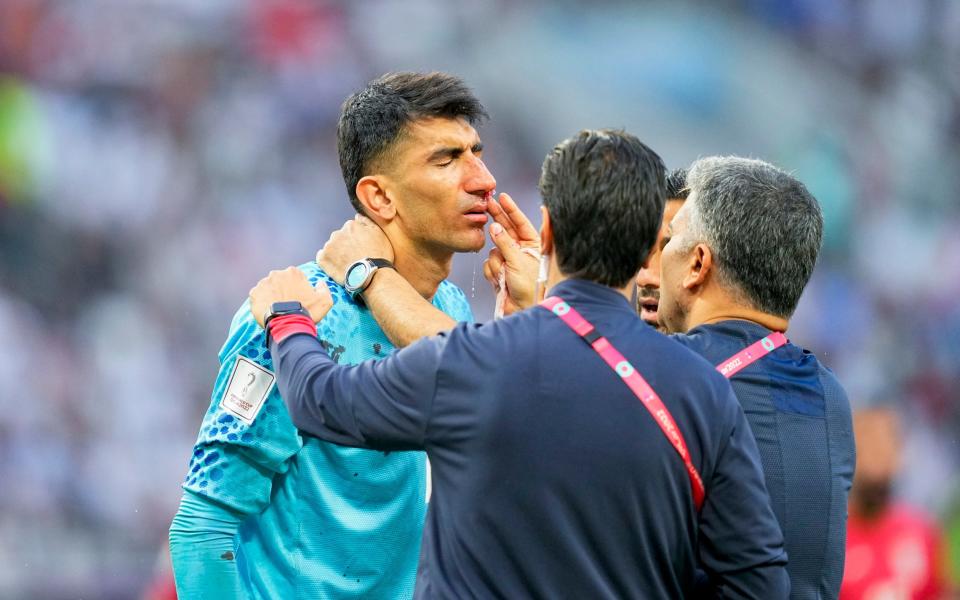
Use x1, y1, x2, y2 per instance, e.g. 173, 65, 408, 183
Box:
181, 298, 304, 515
434, 281, 474, 324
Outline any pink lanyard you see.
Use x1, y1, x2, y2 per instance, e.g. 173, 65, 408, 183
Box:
715, 332, 788, 379
540, 296, 706, 512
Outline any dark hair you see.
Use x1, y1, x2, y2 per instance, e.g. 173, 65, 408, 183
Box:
666, 168, 689, 200
685, 156, 823, 318
539, 129, 666, 287
337, 72, 488, 212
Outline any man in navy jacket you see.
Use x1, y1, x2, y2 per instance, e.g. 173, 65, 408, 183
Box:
483, 156, 854, 599
656, 157, 855, 599
250, 130, 789, 598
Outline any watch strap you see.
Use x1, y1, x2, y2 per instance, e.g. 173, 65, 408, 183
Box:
369, 258, 394, 269
263, 301, 309, 329
347, 258, 395, 304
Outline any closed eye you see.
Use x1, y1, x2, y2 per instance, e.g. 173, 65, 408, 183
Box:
429, 142, 484, 167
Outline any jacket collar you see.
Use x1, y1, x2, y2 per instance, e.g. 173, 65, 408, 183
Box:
545, 278, 634, 314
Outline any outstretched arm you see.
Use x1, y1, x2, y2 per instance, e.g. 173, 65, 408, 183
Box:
317, 193, 539, 346
316, 215, 457, 347
249, 267, 446, 450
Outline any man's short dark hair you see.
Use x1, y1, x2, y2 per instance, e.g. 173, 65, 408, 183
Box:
540, 129, 666, 288
666, 168, 689, 200
337, 72, 488, 212
685, 156, 823, 318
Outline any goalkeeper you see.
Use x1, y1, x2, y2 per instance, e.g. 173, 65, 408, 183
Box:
168, 71, 494, 599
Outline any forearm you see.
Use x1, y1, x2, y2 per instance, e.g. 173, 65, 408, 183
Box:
169, 491, 246, 599
268, 331, 372, 447
362, 268, 456, 347
270, 320, 442, 450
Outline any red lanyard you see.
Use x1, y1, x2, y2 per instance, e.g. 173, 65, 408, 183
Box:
715, 332, 788, 379
540, 296, 705, 512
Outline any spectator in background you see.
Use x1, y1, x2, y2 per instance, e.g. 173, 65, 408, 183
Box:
635, 167, 689, 330
841, 407, 949, 600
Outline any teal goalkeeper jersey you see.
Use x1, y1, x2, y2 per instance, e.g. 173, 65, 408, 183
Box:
181, 262, 473, 599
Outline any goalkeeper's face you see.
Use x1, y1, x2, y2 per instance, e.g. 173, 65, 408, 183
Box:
381, 116, 497, 255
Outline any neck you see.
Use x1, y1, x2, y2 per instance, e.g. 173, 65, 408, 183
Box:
544, 254, 634, 303
680, 282, 789, 332
389, 235, 453, 300
686, 300, 789, 333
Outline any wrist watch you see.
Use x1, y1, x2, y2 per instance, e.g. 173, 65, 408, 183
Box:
263, 300, 310, 330
344, 258, 395, 304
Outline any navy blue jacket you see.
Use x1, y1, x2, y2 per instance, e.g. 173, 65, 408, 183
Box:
271, 279, 789, 599
675, 320, 855, 600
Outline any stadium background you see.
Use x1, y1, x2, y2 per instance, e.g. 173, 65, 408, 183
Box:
1, 0, 959, 597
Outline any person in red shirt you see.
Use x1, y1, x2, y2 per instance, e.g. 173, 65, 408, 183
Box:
841, 406, 949, 600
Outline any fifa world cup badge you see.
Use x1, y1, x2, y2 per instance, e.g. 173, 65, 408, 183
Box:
221, 357, 276, 425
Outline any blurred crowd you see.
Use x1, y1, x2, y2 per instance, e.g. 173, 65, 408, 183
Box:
1, 0, 959, 597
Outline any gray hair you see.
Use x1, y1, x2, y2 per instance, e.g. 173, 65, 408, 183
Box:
682, 156, 823, 318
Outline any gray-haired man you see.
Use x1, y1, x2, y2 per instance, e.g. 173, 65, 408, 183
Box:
658, 156, 855, 599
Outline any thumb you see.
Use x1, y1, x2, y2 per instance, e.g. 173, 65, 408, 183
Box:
490, 223, 523, 266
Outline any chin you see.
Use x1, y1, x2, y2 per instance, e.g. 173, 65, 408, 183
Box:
452, 229, 486, 253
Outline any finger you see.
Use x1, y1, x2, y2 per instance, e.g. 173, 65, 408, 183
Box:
485, 248, 505, 277
486, 196, 520, 240
356, 214, 377, 227
482, 258, 496, 287
304, 286, 333, 323
483, 252, 504, 287
489, 222, 523, 265
497, 193, 539, 244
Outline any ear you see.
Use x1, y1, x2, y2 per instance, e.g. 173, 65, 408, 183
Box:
539, 206, 554, 255
355, 175, 397, 222
682, 243, 714, 290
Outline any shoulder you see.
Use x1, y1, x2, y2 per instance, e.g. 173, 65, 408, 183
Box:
669, 326, 721, 362
637, 330, 743, 429
803, 348, 853, 420
647, 328, 731, 390
814, 354, 847, 397
219, 262, 341, 353
433, 309, 536, 364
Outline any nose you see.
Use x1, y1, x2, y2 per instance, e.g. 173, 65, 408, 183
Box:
635, 260, 660, 291
465, 155, 496, 197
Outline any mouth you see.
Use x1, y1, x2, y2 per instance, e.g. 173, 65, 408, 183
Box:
638, 298, 659, 322
463, 202, 489, 225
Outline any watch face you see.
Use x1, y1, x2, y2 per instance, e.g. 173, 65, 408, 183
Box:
271, 301, 303, 314
346, 262, 370, 289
